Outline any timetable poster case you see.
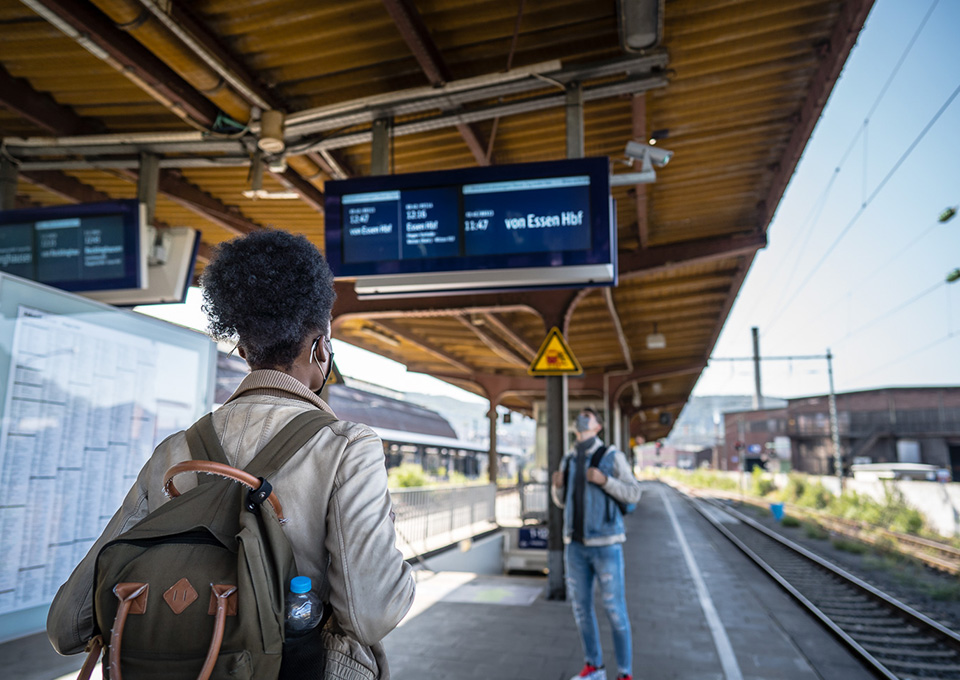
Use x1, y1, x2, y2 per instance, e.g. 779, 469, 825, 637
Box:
0, 273, 216, 643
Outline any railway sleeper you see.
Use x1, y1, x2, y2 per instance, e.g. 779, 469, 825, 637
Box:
853, 633, 937, 645
865, 646, 958, 658
828, 615, 911, 626
842, 624, 919, 635
877, 658, 960, 672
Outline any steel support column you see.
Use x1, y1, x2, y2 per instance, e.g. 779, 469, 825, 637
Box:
0, 157, 17, 211
487, 405, 499, 485
546, 372, 567, 600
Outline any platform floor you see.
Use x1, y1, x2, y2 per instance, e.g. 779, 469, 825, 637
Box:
5, 481, 876, 680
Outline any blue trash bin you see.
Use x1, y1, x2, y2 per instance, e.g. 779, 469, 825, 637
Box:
770, 502, 785, 522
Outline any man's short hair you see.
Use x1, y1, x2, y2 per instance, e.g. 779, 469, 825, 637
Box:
581, 407, 603, 432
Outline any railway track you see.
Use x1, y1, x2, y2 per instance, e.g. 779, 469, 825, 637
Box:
668, 480, 960, 575
682, 488, 960, 679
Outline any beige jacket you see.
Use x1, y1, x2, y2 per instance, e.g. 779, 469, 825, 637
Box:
47, 369, 416, 677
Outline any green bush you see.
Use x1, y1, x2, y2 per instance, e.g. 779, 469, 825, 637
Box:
779, 473, 807, 503
832, 537, 868, 554
749, 467, 776, 497
798, 481, 832, 509
387, 463, 431, 489
778, 473, 832, 509
781, 515, 801, 528
803, 522, 829, 540
658, 467, 739, 492
827, 488, 924, 535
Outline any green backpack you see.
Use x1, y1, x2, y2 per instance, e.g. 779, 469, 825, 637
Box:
80, 409, 335, 680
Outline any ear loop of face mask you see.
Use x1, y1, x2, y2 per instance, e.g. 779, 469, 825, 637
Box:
310, 336, 333, 395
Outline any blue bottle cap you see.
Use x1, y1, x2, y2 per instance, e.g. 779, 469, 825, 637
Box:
290, 576, 312, 594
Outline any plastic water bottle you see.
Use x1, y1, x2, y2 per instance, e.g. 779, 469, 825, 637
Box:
284, 576, 321, 638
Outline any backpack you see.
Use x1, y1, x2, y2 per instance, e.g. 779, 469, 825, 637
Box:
563, 445, 637, 516
77, 409, 335, 680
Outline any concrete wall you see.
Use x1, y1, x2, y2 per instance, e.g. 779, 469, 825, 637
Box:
768, 472, 960, 537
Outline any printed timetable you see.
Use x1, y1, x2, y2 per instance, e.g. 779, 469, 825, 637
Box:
0, 307, 199, 615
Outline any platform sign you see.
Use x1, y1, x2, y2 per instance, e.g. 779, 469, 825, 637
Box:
518, 526, 549, 550
528, 327, 582, 376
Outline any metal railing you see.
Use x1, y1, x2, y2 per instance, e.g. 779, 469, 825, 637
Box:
390, 484, 497, 558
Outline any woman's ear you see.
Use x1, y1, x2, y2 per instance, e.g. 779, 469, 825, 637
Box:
237, 346, 247, 359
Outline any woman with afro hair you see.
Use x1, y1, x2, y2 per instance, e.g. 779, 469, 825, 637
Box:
48, 230, 416, 678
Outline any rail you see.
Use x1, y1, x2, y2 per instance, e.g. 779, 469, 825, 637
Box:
679, 486, 960, 679
664, 479, 960, 575
390, 484, 497, 559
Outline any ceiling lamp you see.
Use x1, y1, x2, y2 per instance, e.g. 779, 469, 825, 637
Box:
646, 323, 666, 350
616, 0, 663, 53
258, 110, 286, 153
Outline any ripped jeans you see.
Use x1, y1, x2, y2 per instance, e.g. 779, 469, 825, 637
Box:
564, 541, 632, 676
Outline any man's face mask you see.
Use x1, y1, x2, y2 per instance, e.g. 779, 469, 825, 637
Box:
575, 413, 594, 433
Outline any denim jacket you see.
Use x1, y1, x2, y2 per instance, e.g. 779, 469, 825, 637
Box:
550, 438, 642, 546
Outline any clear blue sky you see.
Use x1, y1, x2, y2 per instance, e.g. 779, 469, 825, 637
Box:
693, 0, 960, 399
140, 0, 960, 404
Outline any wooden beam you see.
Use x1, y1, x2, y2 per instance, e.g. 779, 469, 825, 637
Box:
456, 316, 528, 367
369, 319, 472, 374
480, 313, 536, 362
760, 0, 875, 230
113, 168, 263, 236
19, 169, 213, 263
631, 93, 649, 248
34, 0, 222, 128
618, 231, 766, 280
379, 0, 490, 166
0, 63, 102, 136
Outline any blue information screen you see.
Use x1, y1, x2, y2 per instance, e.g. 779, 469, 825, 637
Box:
0, 201, 142, 292
324, 157, 614, 288
339, 174, 593, 263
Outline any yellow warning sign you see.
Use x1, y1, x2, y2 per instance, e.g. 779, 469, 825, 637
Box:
528, 327, 583, 376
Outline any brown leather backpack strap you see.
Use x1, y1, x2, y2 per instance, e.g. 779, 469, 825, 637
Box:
164, 461, 286, 520
107, 583, 149, 680
77, 635, 103, 680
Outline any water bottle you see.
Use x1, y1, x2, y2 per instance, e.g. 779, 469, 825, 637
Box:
284, 576, 321, 638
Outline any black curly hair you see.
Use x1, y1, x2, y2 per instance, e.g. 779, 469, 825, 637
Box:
200, 230, 336, 369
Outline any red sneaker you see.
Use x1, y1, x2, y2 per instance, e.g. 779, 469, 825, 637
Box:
570, 664, 605, 680
616, 675, 633, 680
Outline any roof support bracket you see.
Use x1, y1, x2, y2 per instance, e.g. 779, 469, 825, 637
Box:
371, 117, 392, 176
0, 157, 17, 211
565, 83, 584, 160
137, 152, 159, 225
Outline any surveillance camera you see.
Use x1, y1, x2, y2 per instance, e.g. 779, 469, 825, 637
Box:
625, 141, 674, 167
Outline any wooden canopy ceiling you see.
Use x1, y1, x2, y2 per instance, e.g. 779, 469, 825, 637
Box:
0, 0, 873, 442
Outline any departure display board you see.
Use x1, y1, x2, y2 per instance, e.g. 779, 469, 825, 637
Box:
325, 157, 614, 295
0, 201, 145, 293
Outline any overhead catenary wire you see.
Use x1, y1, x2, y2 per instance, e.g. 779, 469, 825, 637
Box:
849, 331, 958, 383
835, 279, 946, 344
726, 0, 942, 344
761, 77, 960, 338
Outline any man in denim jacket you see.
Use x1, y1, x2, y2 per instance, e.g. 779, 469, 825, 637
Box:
551, 407, 642, 680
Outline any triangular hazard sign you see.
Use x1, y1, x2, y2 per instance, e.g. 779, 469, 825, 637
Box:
528, 327, 583, 376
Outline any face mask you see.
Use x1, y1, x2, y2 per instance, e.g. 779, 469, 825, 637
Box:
575, 413, 593, 433
314, 353, 334, 396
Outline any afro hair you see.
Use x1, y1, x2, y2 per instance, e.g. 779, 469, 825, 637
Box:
200, 230, 336, 369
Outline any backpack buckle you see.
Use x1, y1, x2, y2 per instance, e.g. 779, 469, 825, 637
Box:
245, 477, 273, 514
